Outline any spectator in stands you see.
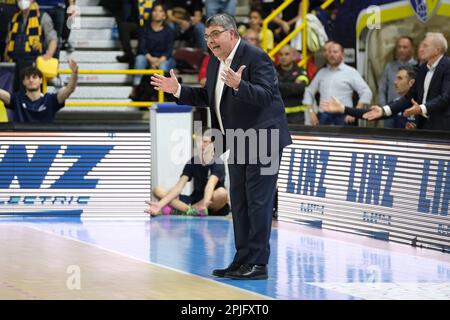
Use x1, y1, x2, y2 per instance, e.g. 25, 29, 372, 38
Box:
4, 0, 58, 91
36, 0, 74, 58
279, 47, 318, 81
276, 44, 309, 124
145, 126, 230, 217
379, 36, 416, 128
0, 0, 18, 61
315, 39, 334, 69
364, 32, 450, 131
115, 0, 153, 65
205, 0, 236, 19
252, 0, 335, 46
99, 0, 121, 16
242, 29, 259, 47
166, 0, 207, 52
239, 8, 274, 50
250, 0, 292, 39
61, 0, 76, 52
132, 2, 175, 87
322, 65, 417, 126
0, 58, 78, 122
304, 41, 372, 125
249, 0, 275, 19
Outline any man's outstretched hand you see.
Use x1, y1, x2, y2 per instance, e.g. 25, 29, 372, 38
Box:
403, 98, 422, 117
320, 96, 345, 113
150, 69, 179, 95
363, 105, 383, 121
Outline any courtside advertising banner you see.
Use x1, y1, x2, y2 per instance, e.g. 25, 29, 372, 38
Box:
278, 134, 450, 251
0, 132, 151, 217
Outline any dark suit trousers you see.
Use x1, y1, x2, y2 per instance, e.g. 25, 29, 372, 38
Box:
228, 153, 281, 265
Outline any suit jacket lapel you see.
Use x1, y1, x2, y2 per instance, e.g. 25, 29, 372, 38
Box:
229, 41, 245, 72
417, 64, 428, 103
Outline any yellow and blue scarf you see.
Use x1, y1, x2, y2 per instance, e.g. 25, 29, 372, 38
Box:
139, 0, 153, 26
6, 2, 43, 62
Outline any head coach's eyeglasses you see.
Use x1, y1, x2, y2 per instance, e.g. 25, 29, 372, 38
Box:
204, 29, 229, 41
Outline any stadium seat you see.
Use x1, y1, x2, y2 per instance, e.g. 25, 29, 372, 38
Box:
174, 47, 208, 74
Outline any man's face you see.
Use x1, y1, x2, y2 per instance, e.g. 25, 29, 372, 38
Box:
394, 69, 413, 96
205, 26, 235, 61
279, 46, 294, 67
417, 41, 426, 62
243, 31, 258, 47
322, 42, 331, 60
396, 38, 414, 62
326, 43, 343, 67
420, 37, 440, 62
23, 74, 41, 92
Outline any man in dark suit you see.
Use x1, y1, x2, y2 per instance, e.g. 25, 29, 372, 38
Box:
150, 13, 292, 280
364, 32, 450, 131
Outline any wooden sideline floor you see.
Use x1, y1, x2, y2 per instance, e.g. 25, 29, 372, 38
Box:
0, 225, 267, 300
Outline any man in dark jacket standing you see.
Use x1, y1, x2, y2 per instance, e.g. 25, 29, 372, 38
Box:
365, 32, 450, 131
151, 13, 292, 280
276, 44, 309, 124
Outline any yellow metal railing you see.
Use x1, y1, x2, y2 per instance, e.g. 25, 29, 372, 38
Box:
268, 0, 308, 67
42, 69, 165, 107
261, 0, 294, 52
320, 0, 336, 10
262, 0, 335, 68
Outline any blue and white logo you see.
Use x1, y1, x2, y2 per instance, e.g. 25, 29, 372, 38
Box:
410, 0, 442, 23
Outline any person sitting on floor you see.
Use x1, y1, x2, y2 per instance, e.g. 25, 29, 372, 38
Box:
145, 126, 230, 217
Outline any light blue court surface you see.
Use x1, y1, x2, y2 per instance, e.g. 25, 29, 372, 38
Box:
2, 216, 450, 300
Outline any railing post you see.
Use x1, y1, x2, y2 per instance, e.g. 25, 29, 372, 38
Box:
301, 0, 308, 67
261, 0, 294, 52
42, 77, 48, 93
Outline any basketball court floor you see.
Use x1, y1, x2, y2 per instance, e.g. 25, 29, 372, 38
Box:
1, 215, 449, 300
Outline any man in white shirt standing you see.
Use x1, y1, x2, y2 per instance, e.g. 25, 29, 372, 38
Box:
303, 41, 372, 126
364, 32, 450, 131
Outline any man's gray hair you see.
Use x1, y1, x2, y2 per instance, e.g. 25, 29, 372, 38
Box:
205, 13, 239, 37
425, 32, 448, 53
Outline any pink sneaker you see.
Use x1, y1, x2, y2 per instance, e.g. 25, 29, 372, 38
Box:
196, 208, 209, 216
162, 205, 173, 215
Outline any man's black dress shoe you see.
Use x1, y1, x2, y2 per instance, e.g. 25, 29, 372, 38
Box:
212, 262, 241, 277
224, 264, 268, 280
